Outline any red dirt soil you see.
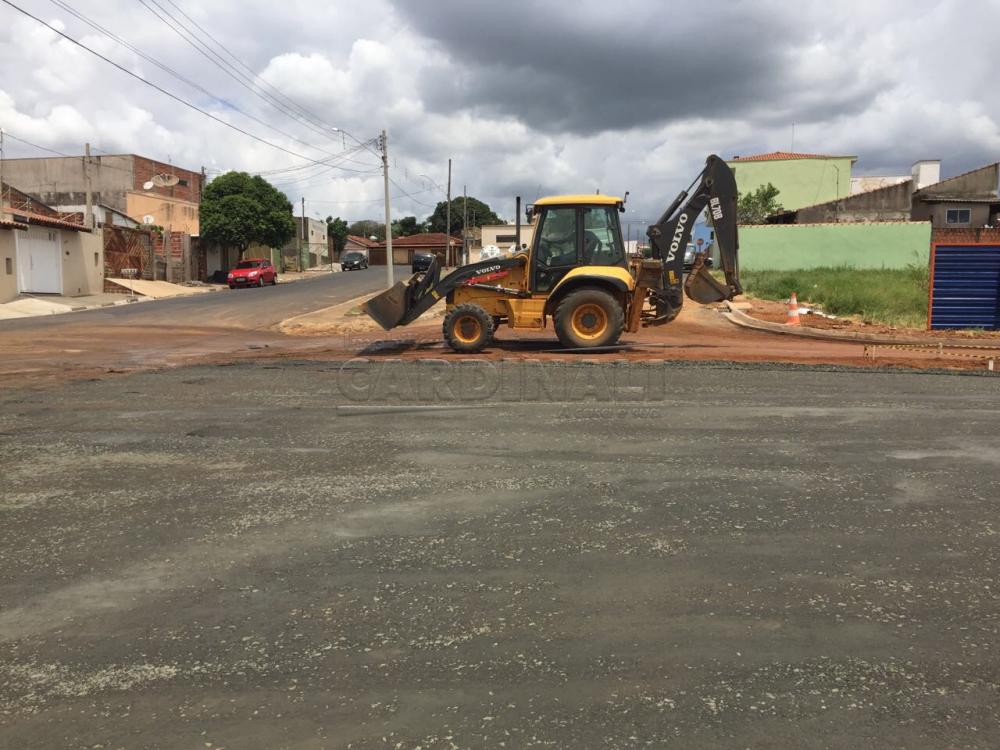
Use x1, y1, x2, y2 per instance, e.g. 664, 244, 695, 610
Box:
747, 297, 1000, 340
2, 303, 998, 391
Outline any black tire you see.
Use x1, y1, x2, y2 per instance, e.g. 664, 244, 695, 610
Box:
271, 275, 277, 285
553, 287, 625, 349
443, 303, 494, 353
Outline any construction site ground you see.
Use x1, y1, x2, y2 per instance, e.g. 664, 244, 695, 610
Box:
4, 268, 1000, 747
271, 292, 1000, 375
3, 277, 1000, 391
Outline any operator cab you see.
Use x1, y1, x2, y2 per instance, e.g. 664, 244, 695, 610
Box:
527, 195, 626, 292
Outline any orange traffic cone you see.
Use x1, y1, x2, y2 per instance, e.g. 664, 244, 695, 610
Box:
787, 292, 801, 326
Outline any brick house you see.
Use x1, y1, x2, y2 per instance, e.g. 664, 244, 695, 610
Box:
0, 153, 204, 233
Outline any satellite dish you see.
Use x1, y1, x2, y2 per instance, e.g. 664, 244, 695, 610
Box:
142, 214, 155, 225
142, 180, 155, 190
152, 173, 180, 187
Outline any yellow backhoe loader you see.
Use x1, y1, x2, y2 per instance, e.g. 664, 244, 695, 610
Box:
363, 154, 741, 352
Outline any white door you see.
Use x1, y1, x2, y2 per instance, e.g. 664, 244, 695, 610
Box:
16, 227, 62, 294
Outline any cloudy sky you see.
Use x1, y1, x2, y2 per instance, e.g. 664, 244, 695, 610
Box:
1, 0, 999, 226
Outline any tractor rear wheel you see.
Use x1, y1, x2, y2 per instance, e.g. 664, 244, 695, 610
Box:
443, 303, 494, 353
553, 287, 624, 349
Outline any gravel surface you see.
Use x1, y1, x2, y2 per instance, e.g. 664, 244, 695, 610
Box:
1, 360, 999, 748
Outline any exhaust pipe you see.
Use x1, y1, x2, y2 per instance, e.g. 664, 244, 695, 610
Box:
515, 196, 521, 253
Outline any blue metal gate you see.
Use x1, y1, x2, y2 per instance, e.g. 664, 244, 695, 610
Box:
930, 245, 1000, 329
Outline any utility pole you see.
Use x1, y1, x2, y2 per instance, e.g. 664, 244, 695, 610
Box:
300, 196, 306, 270
462, 184, 468, 265
381, 129, 393, 287
84, 142, 93, 229
0, 128, 5, 217
445, 158, 451, 265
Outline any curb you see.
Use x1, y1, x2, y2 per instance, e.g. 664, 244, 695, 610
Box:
277, 291, 381, 331
722, 302, 1000, 349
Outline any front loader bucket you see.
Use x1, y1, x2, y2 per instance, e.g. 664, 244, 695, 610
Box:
361, 280, 414, 331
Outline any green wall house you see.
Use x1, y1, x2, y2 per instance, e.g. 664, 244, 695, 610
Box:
727, 151, 857, 214
738, 222, 931, 271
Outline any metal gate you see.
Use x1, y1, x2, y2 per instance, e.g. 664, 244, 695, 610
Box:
16, 227, 62, 294
929, 244, 1000, 329
104, 226, 154, 279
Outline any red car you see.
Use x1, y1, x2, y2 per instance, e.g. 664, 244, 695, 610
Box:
228, 258, 277, 288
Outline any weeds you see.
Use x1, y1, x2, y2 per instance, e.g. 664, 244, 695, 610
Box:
739, 266, 929, 327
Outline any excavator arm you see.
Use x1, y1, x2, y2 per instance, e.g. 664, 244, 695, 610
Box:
645, 154, 742, 325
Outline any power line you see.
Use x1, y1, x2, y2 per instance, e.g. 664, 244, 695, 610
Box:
136, 0, 338, 146
136, 0, 382, 164
0, 130, 72, 157
159, 0, 346, 142
0, 129, 150, 177
0, 0, 368, 169
305, 185, 443, 205
388, 175, 438, 209
47, 0, 352, 163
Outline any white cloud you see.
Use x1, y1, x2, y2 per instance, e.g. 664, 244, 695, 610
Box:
0, 0, 996, 225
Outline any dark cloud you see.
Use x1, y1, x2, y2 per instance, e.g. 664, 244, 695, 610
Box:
396, 1, 887, 135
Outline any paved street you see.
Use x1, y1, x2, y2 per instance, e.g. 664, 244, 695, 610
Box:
0, 267, 408, 385
0, 266, 406, 332
2, 360, 999, 748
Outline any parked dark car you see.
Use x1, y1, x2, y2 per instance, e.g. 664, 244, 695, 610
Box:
412, 251, 438, 273
340, 251, 369, 271
683, 243, 713, 272
228, 258, 277, 288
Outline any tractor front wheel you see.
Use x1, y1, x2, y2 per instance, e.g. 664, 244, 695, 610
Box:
553, 287, 624, 349
443, 303, 494, 353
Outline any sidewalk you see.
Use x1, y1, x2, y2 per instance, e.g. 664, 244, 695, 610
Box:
0, 293, 145, 320
0, 268, 330, 322
105, 278, 220, 298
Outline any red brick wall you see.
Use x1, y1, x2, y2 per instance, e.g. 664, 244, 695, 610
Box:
931, 227, 1000, 245
131, 155, 202, 204
1, 182, 64, 218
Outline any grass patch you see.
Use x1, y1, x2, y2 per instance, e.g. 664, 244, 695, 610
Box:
739, 266, 929, 327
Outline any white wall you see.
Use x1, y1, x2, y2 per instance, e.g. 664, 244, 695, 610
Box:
61, 229, 104, 297
0, 229, 16, 303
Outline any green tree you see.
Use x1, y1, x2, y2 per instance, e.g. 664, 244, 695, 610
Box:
736, 183, 784, 225
392, 215, 425, 236
325, 215, 349, 254
347, 219, 385, 241
426, 197, 502, 234
200, 171, 296, 257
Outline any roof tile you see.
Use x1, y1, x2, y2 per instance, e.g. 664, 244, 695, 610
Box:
730, 151, 856, 162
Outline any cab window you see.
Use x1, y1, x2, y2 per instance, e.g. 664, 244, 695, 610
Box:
533, 207, 579, 292
581, 206, 625, 266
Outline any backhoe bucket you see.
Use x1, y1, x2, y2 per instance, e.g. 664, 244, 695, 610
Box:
362, 279, 414, 331
684, 262, 733, 304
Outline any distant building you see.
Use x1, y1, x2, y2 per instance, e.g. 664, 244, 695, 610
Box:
343, 234, 377, 257
769, 161, 1000, 228
0, 154, 203, 233
727, 151, 857, 212
282, 216, 328, 269
480, 223, 535, 254
372, 233, 461, 266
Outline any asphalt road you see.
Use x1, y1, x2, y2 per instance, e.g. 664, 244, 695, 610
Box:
0, 265, 408, 332
2, 360, 1000, 748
